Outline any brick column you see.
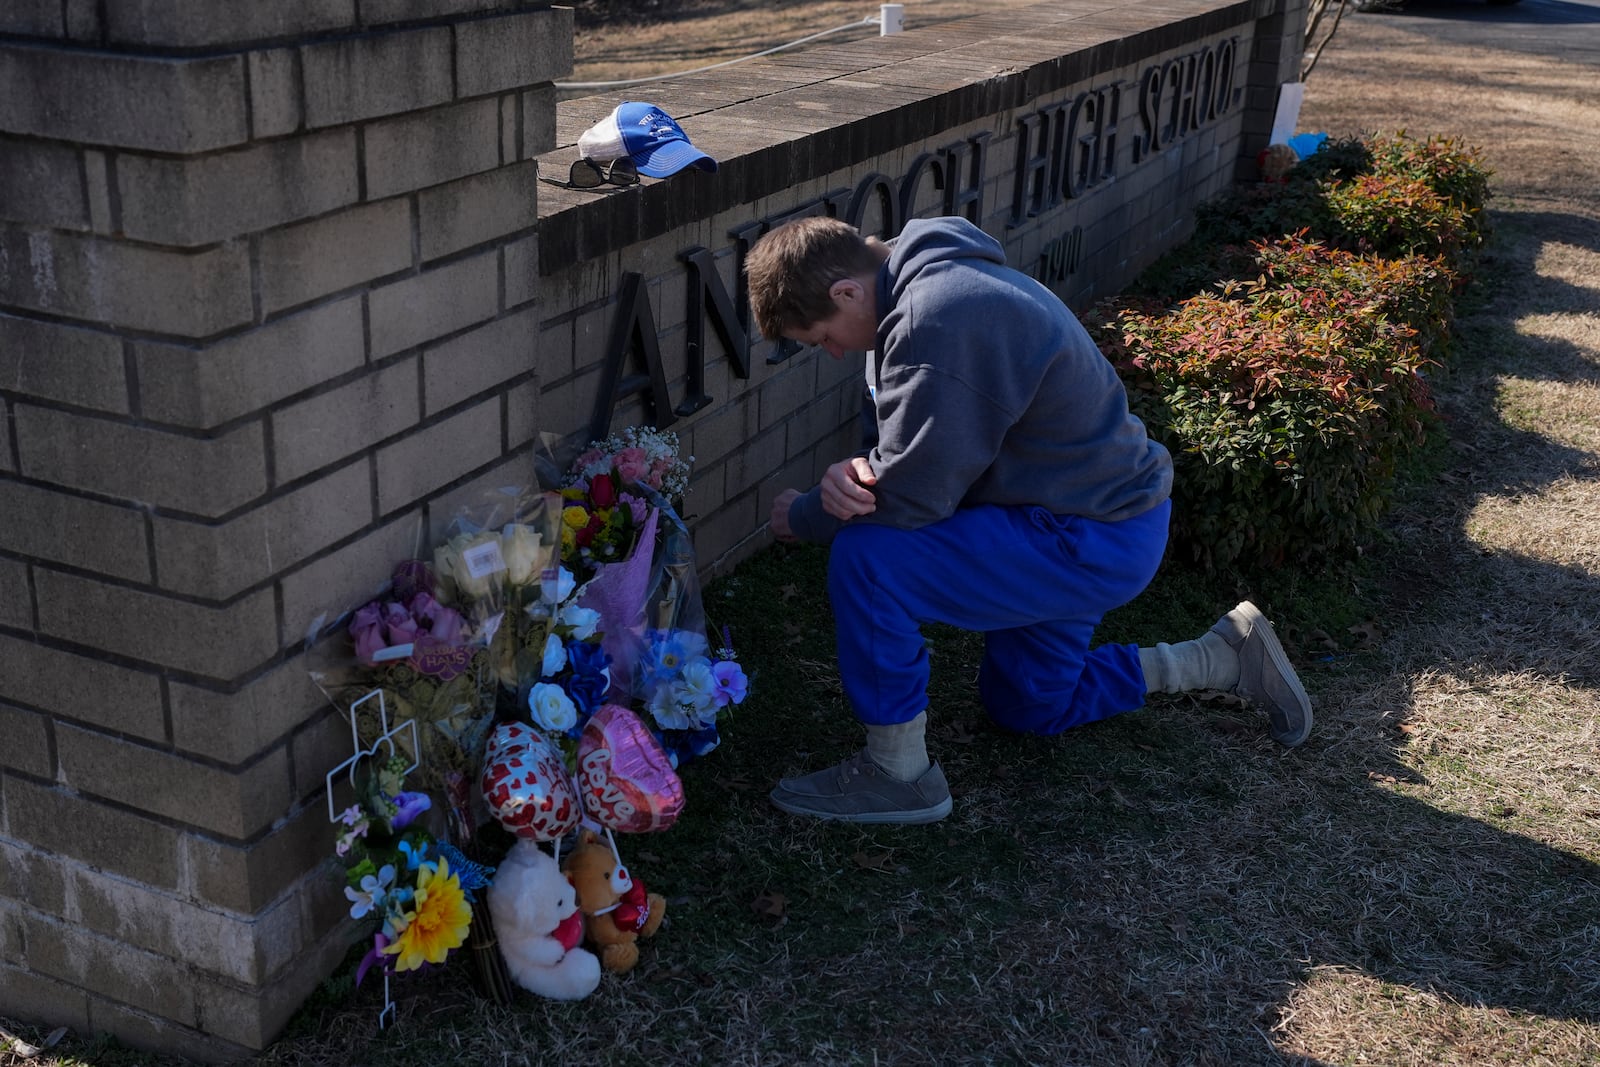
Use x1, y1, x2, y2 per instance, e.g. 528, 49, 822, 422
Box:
1237, 0, 1309, 176
0, 2, 569, 1058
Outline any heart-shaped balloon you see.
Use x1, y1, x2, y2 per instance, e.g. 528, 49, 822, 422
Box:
576, 703, 684, 833
480, 722, 580, 842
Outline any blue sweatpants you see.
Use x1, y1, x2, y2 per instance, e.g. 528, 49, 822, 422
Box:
826, 500, 1171, 734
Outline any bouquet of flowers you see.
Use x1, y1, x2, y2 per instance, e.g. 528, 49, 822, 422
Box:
325, 693, 500, 1017
565, 425, 692, 508
308, 559, 495, 799
337, 755, 491, 983
556, 427, 749, 767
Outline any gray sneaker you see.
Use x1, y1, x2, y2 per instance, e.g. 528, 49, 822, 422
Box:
1211, 601, 1313, 746
769, 750, 953, 824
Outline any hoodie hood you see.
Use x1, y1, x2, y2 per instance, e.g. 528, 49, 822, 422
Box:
878, 218, 1008, 321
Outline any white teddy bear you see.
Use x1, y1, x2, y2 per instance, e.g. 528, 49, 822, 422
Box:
486, 840, 602, 1000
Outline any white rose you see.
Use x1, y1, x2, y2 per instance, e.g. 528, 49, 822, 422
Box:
435, 531, 499, 602
541, 566, 576, 606
501, 524, 548, 588
528, 682, 578, 732
540, 633, 567, 677
558, 604, 601, 641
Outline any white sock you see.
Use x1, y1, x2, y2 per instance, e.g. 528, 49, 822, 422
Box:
865, 711, 931, 782
1138, 630, 1240, 694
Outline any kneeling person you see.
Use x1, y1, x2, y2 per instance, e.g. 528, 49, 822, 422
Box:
744, 215, 1312, 825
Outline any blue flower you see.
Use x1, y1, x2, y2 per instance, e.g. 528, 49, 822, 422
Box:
344, 864, 397, 920
398, 838, 430, 871
639, 629, 708, 688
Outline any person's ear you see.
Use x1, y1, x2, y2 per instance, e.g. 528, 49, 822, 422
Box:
828, 277, 865, 309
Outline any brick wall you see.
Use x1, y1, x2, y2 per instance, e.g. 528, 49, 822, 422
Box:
0, 2, 572, 1060
0, 0, 1302, 1058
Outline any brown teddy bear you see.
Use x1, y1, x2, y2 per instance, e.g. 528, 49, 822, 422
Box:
560, 829, 666, 973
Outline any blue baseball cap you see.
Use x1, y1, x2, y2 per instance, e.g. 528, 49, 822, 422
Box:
576, 101, 718, 179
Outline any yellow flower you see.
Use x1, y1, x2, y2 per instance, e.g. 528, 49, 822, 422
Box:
383, 859, 471, 972
562, 506, 589, 530
561, 527, 576, 554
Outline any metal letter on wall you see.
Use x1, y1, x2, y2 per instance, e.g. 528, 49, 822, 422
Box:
591, 270, 674, 441
844, 172, 901, 240
679, 245, 751, 416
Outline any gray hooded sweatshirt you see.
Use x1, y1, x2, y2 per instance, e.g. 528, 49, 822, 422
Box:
787, 217, 1171, 543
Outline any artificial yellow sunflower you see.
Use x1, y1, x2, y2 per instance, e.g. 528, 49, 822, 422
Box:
383, 858, 471, 972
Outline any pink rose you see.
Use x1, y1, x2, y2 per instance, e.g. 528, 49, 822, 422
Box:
614, 447, 649, 484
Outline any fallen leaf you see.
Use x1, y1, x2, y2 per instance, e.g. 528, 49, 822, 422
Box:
750, 890, 787, 918
1367, 771, 1398, 784
853, 850, 897, 873
780, 584, 799, 602
1397, 723, 1420, 736
716, 775, 755, 793
1211, 716, 1251, 736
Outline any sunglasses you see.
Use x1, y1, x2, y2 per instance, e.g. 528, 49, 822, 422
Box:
543, 157, 639, 190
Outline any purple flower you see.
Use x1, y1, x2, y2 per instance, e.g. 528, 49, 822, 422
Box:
390, 560, 433, 603
409, 591, 468, 647
389, 791, 432, 832
356, 932, 390, 987
350, 603, 386, 664
618, 491, 649, 525
711, 659, 748, 707
381, 601, 418, 646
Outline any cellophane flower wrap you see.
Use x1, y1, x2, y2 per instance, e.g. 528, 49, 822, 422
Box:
308, 558, 496, 798
335, 752, 492, 984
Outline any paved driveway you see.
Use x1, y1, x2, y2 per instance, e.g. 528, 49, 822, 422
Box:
1358, 0, 1600, 67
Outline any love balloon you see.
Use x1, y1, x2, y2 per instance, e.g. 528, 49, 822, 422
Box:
480, 722, 580, 842
576, 704, 684, 833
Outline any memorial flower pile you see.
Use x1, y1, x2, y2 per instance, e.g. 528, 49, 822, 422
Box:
310, 426, 752, 1012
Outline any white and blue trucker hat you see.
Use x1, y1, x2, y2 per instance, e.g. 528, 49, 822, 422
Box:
577, 101, 718, 179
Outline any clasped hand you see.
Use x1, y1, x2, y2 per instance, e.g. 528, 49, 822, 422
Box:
769, 458, 877, 543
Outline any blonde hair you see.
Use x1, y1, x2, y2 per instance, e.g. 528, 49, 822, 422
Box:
744, 217, 881, 340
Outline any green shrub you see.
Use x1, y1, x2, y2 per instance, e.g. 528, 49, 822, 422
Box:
1324, 172, 1477, 260
1093, 130, 1486, 570
1128, 131, 1489, 303
1091, 273, 1436, 569
1250, 233, 1458, 358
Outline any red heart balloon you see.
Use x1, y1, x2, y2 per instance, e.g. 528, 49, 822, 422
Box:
480, 722, 580, 842
576, 704, 685, 833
